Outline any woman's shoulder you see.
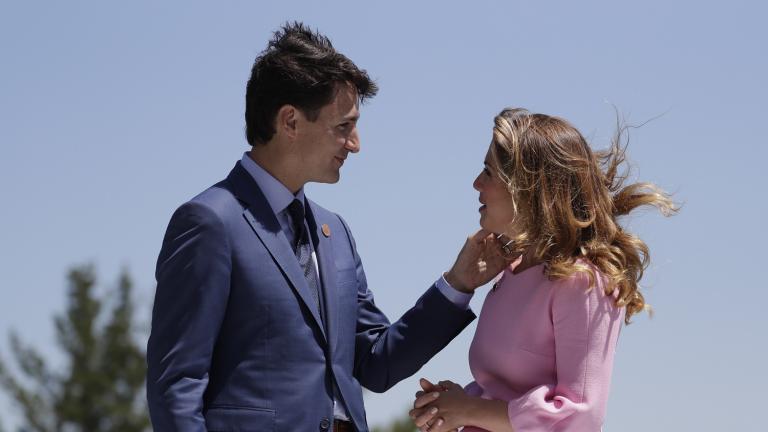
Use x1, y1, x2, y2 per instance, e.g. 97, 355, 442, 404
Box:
547, 259, 624, 321
547, 259, 613, 298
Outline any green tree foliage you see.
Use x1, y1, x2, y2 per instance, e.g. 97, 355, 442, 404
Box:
371, 409, 418, 432
0, 265, 149, 432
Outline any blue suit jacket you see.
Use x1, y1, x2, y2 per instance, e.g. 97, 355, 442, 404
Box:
146, 162, 475, 431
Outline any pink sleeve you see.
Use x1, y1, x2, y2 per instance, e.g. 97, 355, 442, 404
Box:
464, 380, 483, 397
506, 275, 624, 432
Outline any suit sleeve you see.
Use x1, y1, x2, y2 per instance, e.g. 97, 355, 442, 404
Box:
146, 201, 232, 431
336, 216, 476, 393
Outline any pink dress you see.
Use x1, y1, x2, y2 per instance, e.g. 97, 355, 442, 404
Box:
462, 262, 625, 432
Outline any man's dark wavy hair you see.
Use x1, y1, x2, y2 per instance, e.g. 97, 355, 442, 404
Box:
245, 22, 378, 145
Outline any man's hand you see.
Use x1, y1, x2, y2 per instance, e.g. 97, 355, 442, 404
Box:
445, 230, 514, 293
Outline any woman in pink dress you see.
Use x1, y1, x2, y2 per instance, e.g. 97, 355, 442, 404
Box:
410, 108, 676, 432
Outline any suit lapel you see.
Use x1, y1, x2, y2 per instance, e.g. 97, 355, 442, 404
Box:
307, 200, 339, 351
227, 163, 327, 343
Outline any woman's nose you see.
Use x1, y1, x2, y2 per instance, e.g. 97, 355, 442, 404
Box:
473, 173, 483, 191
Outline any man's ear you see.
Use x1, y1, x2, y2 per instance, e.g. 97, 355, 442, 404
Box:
275, 105, 298, 139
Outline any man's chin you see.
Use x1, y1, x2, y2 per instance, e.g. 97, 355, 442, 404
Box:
312, 172, 341, 185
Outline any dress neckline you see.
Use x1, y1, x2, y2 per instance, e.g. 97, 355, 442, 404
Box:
508, 257, 544, 278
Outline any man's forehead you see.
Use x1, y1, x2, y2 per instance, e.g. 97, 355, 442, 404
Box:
326, 83, 360, 119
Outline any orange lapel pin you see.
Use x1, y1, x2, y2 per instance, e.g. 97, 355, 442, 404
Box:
321, 224, 331, 238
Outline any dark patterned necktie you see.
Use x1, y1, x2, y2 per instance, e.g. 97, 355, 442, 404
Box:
289, 200, 345, 414
287, 199, 322, 318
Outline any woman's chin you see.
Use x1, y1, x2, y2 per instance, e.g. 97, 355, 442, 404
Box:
480, 220, 512, 236
478, 219, 497, 233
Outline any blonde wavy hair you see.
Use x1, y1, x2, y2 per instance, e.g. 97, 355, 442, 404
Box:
490, 108, 677, 324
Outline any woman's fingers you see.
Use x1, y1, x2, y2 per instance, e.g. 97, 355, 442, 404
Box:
411, 405, 439, 428
427, 417, 445, 431
437, 380, 461, 391
413, 390, 440, 409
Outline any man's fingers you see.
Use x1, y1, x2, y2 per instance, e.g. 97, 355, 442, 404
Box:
470, 229, 492, 245
484, 233, 502, 252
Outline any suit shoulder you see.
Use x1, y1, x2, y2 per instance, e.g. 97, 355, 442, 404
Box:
162, 180, 242, 237
180, 179, 243, 218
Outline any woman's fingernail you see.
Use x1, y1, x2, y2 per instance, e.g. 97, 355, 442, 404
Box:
432, 392, 440, 398
430, 407, 438, 414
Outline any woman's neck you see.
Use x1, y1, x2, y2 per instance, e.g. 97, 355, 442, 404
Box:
512, 249, 540, 275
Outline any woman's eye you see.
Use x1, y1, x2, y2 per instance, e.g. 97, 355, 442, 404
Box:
483, 168, 491, 176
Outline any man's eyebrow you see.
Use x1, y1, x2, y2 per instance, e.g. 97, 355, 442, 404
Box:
341, 114, 360, 122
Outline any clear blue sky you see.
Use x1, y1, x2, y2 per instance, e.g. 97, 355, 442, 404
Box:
1, 1, 766, 430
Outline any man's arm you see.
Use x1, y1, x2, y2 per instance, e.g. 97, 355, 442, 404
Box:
335, 216, 476, 393
354, 278, 475, 393
146, 201, 232, 431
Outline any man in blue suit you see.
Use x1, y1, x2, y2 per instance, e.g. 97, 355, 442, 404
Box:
147, 22, 485, 431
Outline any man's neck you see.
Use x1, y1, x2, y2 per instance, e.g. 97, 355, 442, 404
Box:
247, 147, 304, 194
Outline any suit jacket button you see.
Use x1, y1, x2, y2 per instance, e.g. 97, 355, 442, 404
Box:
320, 418, 331, 430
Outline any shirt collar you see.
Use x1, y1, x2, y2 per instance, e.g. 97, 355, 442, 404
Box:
240, 152, 304, 215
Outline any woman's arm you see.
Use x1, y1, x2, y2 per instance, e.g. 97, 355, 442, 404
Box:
412, 275, 624, 432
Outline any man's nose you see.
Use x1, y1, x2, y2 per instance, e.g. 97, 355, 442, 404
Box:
345, 130, 360, 153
